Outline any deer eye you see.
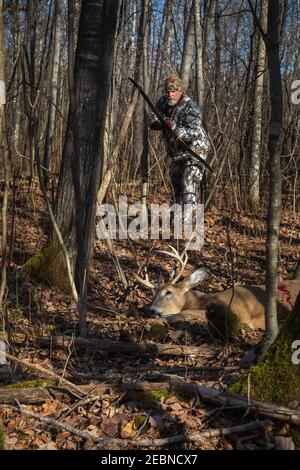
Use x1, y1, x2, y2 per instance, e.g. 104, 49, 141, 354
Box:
164, 290, 173, 297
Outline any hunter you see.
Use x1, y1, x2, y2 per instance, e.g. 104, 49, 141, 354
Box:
150, 75, 209, 212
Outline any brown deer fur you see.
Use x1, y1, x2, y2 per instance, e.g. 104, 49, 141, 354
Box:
148, 268, 300, 337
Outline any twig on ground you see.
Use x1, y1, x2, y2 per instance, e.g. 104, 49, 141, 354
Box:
5, 352, 84, 398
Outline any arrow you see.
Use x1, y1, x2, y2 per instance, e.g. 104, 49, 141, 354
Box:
129, 77, 213, 173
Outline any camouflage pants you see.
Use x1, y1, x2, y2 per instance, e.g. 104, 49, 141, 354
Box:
169, 154, 205, 209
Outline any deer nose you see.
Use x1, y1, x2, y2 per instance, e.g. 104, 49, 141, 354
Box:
148, 308, 161, 319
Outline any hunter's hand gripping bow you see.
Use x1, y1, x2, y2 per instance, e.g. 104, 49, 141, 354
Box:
129, 77, 212, 173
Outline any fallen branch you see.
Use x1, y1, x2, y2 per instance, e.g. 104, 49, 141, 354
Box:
0, 383, 111, 404
14, 334, 217, 358
127, 419, 271, 448
5, 353, 85, 398
171, 382, 300, 425
2, 380, 300, 427
0, 387, 52, 405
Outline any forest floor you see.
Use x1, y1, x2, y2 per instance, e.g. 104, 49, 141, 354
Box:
0, 180, 299, 450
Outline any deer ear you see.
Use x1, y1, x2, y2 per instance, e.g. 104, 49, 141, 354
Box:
184, 268, 207, 290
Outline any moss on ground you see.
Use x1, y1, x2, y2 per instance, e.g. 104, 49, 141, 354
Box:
229, 295, 300, 406
137, 390, 174, 408
6, 379, 57, 389
23, 242, 71, 291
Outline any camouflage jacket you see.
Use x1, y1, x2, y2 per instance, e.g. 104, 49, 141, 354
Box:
150, 94, 209, 162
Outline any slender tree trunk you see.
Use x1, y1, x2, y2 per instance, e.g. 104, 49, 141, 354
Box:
154, 0, 172, 93
202, 0, 214, 125
180, 0, 195, 91
25, 0, 37, 91
194, 0, 204, 109
43, 0, 61, 187
0, 0, 9, 318
24, 0, 38, 178
249, 0, 268, 211
133, 0, 150, 181
141, 1, 151, 207
262, 0, 283, 356
214, 0, 221, 125
11, 0, 21, 170
25, 0, 119, 337
183, 0, 190, 37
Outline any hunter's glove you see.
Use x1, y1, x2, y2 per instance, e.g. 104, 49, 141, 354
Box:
149, 120, 162, 130
165, 119, 186, 140
165, 118, 176, 130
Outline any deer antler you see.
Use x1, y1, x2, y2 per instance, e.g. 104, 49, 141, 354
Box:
157, 244, 189, 285
133, 242, 189, 290
132, 272, 156, 289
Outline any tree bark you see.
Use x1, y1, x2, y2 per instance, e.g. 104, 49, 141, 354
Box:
154, 0, 173, 93
264, 0, 283, 348
24, 0, 38, 178
0, 0, 9, 311
249, 0, 268, 211
133, 0, 150, 186
25, 0, 119, 337
244, 0, 283, 363
141, 0, 151, 207
214, 1, 221, 119
43, 0, 61, 186
180, 0, 195, 91
194, 0, 204, 109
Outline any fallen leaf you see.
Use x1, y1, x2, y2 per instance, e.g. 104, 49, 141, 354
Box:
41, 400, 62, 416
120, 420, 136, 439
100, 414, 127, 438
168, 402, 182, 412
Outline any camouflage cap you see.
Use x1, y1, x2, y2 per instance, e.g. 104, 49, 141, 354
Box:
164, 75, 183, 92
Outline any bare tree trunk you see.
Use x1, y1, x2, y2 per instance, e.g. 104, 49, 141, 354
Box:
133, 0, 150, 183
214, 0, 221, 117
0, 0, 9, 318
141, 0, 151, 207
11, 0, 21, 170
43, 0, 61, 187
25, 0, 38, 178
183, 0, 190, 37
249, 0, 268, 211
258, 0, 283, 360
202, 0, 214, 125
154, 0, 173, 93
180, 0, 195, 91
25, 0, 119, 338
194, 0, 204, 109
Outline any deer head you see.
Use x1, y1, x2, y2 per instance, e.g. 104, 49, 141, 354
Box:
148, 268, 207, 318
133, 244, 199, 318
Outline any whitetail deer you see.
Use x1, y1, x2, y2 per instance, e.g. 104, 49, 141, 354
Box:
134, 248, 300, 338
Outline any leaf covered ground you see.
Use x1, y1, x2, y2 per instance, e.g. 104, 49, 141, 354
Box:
0, 180, 299, 450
